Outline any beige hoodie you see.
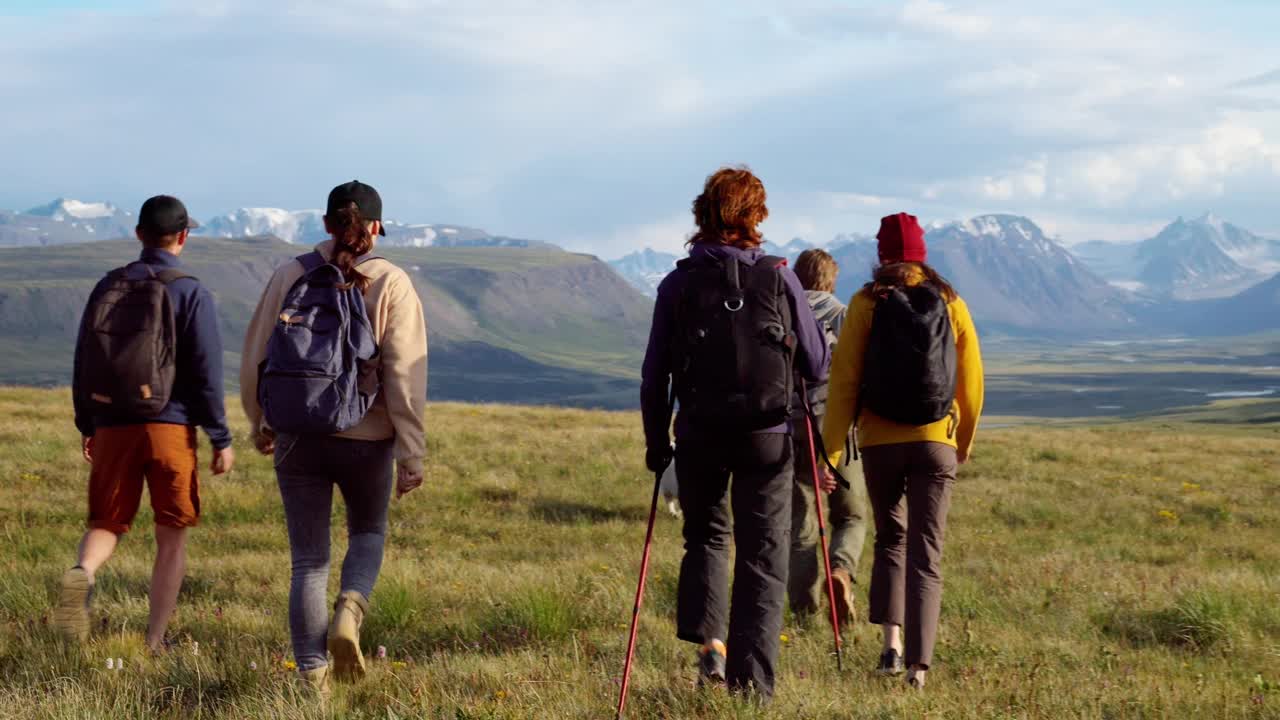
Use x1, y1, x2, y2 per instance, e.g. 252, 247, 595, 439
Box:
240, 240, 428, 474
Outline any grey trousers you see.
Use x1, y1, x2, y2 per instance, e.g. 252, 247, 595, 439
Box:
862, 442, 957, 669
788, 432, 869, 613
675, 432, 793, 699
275, 434, 395, 671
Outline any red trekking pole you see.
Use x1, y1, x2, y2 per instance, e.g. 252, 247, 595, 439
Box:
616, 467, 663, 719
802, 382, 844, 671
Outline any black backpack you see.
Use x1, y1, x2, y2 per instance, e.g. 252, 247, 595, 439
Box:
860, 284, 957, 427
672, 254, 795, 432
76, 263, 191, 417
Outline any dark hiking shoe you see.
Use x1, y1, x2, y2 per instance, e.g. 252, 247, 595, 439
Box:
697, 639, 727, 687
53, 567, 93, 643
328, 590, 368, 681
877, 648, 905, 676
830, 568, 855, 628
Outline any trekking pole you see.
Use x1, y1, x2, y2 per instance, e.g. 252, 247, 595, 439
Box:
802, 382, 844, 672
616, 467, 663, 719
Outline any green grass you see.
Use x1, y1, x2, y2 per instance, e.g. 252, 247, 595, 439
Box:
1, 387, 1278, 718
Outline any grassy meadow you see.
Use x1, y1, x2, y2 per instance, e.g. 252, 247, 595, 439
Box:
0, 386, 1278, 719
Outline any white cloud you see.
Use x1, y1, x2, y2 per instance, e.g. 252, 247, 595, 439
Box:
900, 0, 991, 38
2, 0, 1280, 254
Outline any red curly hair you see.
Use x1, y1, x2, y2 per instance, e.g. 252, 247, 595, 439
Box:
688, 166, 768, 249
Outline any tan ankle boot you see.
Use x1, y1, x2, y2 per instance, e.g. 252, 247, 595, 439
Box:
327, 590, 369, 680
53, 567, 93, 644
298, 666, 331, 699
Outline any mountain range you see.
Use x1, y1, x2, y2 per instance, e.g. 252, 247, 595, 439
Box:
608, 213, 1279, 336
0, 199, 553, 250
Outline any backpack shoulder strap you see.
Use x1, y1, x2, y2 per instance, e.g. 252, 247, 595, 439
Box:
755, 254, 787, 271
155, 268, 194, 284
355, 255, 385, 267
296, 251, 328, 273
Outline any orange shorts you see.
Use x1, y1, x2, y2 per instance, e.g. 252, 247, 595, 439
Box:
88, 424, 200, 534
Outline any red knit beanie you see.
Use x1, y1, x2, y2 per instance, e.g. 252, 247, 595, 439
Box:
876, 212, 927, 264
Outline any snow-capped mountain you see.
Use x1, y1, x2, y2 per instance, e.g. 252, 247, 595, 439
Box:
1134, 214, 1280, 300
761, 237, 815, 262
202, 208, 327, 244
922, 214, 1133, 332
1074, 214, 1280, 300
0, 199, 554, 250
0, 198, 135, 246
608, 248, 679, 297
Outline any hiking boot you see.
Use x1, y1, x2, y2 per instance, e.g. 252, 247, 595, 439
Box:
697, 639, 727, 687
830, 568, 855, 628
53, 567, 93, 643
906, 668, 926, 690
298, 666, 331, 699
877, 648, 905, 676
327, 590, 368, 681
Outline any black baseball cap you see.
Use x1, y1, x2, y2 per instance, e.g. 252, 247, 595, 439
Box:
137, 195, 199, 235
326, 180, 386, 236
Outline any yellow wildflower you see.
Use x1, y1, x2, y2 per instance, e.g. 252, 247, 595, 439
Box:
1157, 509, 1179, 522
779, 634, 790, 644
283, 660, 298, 670
495, 690, 508, 700
391, 661, 407, 669
1181, 482, 1201, 492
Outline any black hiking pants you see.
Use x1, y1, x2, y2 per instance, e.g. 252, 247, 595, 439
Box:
675, 432, 793, 699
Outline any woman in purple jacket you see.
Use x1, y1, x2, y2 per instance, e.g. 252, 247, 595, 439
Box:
639, 167, 830, 701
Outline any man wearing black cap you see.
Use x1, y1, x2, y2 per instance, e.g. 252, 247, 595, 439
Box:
56, 195, 234, 652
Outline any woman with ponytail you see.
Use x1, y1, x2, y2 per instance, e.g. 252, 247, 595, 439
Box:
240, 181, 428, 693
821, 212, 984, 691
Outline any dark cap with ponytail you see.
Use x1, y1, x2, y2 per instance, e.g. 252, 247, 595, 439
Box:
325, 180, 385, 292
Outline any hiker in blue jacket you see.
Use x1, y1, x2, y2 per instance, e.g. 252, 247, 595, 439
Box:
640, 167, 831, 700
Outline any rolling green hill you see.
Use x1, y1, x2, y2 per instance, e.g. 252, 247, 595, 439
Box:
0, 237, 651, 408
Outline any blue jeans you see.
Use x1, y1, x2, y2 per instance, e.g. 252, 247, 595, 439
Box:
275, 434, 394, 670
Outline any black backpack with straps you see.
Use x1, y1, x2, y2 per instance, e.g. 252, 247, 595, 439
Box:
76, 262, 192, 417
672, 253, 796, 432
860, 283, 957, 427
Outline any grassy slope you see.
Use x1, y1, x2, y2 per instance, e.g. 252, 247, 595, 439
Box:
0, 388, 1278, 719
0, 239, 649, 406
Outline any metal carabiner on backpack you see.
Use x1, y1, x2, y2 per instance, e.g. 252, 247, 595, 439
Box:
723, 256, 745, 312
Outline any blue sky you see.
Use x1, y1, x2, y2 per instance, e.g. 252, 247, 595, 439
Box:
1, 0, 1278, 256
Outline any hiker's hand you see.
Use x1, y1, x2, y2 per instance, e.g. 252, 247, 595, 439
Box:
646, 445, 674, 475
253, 427, 276, 455
957, 449, 970, 465
211, 446, 235, 476
818, 466, 838, 494
81, 436, 94, 464
396, 464, 424, 498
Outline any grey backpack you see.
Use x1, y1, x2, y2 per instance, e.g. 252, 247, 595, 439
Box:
76, 263, 190, 416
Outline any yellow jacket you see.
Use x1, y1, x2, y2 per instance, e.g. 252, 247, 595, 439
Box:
822, 268, 984, 464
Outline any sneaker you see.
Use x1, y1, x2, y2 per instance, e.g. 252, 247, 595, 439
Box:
697, 639, 727, 686
53, 567, 93, 643
906, 668, 926, 690
327, 590, 368, 681
830, 568, 855, 628
876, 648, 905, 676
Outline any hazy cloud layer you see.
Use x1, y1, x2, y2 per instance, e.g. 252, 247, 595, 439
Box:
1, 0, 1278, 255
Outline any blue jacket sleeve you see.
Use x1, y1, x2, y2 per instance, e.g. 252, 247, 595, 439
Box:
640, 273, 678, 451
782, 268, 830, 383
182, 285, 232, 450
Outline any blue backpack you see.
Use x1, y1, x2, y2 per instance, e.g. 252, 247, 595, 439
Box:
259, 251, 381, 434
